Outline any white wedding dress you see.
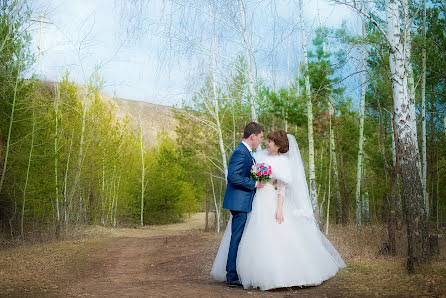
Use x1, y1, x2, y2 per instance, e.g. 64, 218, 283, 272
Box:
211, 135, 345, 291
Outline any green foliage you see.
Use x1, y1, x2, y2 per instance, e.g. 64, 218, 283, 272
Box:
2, 0, 446, 239
145, 130, 200, 224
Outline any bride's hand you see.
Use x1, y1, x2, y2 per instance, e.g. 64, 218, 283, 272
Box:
274, 208, 284, 224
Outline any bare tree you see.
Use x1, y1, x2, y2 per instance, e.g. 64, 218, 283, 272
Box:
238, 0, 257, 121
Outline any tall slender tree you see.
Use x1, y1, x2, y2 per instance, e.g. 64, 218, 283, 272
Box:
355, 0, 368, 230
421, 0, 428, 215
299, 0, 319, 222
336, 0, 430, 270
139, 107, 145, 226
238, 0, 258, 122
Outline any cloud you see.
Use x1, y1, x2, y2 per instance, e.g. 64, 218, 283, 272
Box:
28, 0, 357, 106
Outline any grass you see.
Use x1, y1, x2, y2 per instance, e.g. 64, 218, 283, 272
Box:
324, 224, 446, 296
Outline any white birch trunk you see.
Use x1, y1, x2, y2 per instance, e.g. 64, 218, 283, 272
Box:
444, 115, 446, 137
299, 0, 319, 221
101, 148, 106, 226
238, 0, 257, 122
54, 84, 60, 222
329, 104, 342, 224
21, 101, 35, 237
339, 0, 431, 268
362, 191, 370, 223
391, 120, 403, 216
355, 8, 368, 230
386, 0, 429, 268
210, 10, 228, 181
66, 86, 89, 218
111, 164, 117, 226
361, 161, 370, 224
436, 158, 439, 229
113, 175, 121, 228
402, 0, 424, 208
421, 0, 428, 215
139, 109, 145, 227
108, 175, 114, 224
63, 130, 74, 225
210, 175, 221, 232
326, 115, 332, 235
0, 69, 20, 193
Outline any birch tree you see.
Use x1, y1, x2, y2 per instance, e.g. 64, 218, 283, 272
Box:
336, 0, 430, 270
329, 103, 342, 224
420, 0, 427, 215
20, 96, 35, 237
0, 67, 20, 194
299, 0, 319, 222
210, 4, 228, 181
326, 112, 333, 235
401, 0, 424, 208
139, 107, 145, 226
54, 84, 61, 223
238, 0, 257, 122
355, 1, 368, 230
386, 0, 429, 269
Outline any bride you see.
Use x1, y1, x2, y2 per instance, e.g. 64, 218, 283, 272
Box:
211, 130, 345, 291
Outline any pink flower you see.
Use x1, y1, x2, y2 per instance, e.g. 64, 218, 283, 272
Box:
268, 170, 272, 174
257, 171, 261, 176
263, 170, 267, 175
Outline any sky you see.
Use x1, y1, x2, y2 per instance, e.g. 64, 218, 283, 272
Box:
28, 0, 359, 107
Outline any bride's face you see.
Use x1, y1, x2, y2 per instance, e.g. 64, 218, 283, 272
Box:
266, 139, 279, 155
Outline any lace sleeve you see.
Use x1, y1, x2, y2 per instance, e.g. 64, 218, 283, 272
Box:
276, 180, 286, 198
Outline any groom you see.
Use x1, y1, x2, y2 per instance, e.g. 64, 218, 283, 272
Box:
223, 122, 264, 286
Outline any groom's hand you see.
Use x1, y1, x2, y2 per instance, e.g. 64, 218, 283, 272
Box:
256, 181, 265, 189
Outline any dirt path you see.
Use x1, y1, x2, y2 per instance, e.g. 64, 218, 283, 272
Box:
58, 215, 343, 297
2, 214, 444, 297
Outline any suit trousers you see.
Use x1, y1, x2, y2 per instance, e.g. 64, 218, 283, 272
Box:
226, 210, 248, 282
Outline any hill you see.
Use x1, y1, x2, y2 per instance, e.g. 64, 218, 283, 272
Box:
38, 80, 178, 147
99, 91, 178, 147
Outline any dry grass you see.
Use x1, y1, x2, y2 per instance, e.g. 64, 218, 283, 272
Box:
0, 215, 445, 297
0, 237, 111, 295
326, 223, 407, 261
324, 224, 446, 297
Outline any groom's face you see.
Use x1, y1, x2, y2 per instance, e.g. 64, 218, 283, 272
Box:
252, 131, 264, 148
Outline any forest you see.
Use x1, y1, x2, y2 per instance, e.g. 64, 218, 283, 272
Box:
0, 0, 445, 280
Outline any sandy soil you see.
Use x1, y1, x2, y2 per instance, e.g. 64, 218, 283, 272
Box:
1, 213, 444, 297
60, 214, 343, 297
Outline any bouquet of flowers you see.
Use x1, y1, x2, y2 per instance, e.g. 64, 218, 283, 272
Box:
250, 163, 272, 182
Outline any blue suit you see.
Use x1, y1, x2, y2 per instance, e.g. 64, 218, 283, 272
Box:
222, 142, 256, 283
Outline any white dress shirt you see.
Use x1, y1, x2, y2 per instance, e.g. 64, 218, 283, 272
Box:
241, 141, 252, 153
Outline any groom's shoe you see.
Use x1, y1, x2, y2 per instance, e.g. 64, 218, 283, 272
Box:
226, 279, 242, 287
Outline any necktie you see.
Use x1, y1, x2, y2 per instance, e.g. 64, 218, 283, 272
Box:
250, 151, 256, 164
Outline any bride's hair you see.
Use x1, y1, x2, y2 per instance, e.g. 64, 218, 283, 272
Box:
267, 130, 289, 153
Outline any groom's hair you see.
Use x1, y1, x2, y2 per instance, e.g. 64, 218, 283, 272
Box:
243, 122, 264, 139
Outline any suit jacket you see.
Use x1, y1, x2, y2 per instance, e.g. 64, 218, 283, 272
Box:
222, 142, 256, 212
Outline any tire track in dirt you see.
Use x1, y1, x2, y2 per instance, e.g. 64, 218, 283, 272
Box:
61, 226, 344, 297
